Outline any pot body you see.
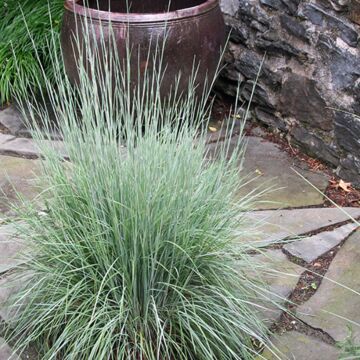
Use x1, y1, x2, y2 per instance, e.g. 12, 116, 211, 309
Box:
60, 0, 226, 98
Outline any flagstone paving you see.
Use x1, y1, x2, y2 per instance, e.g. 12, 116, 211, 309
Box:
0, 135, 16, 145
0, 273, 27, 324
0, 135, 66, 160
260, 332, 340, 360
249, 250, 305, 324
239, 137, 330, 209
0, 223, 26, 273
243, 207, 360, 246
297, 230, 360, 343
283, 223, 357, 263
0, 156, 41, 216
0, 337, 20, 360
208, 136, 330, 209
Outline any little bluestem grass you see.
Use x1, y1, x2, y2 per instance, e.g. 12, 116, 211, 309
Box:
5, 17, 280, 360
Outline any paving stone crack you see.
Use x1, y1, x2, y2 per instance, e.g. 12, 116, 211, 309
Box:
271, 226, 359, 347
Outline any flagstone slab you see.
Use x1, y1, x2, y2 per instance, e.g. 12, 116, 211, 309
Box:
0, 138, 39, 158
209, 136, 330, 209
0, 134, 15, 145
241, 137, 329, 209
0, 337, 20, 360
245, 250, 305, 324
297, 230, 360, 343
260, 332, 340, 360
242, 207, 360, 246
0, 275, 20, 323
0, 223, 26, 273
0, 271, 32, 325
0, 137, 66, 159
0, 156, 41, 216
283, 223, 358, 263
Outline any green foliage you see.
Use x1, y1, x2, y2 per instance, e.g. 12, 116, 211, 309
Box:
0, 0, 63, 105
337, 327, 360, 359
6, 21, 279, 360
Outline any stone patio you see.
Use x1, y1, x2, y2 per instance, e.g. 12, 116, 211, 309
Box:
0, 107, 359, 359
0, 156, 41, 216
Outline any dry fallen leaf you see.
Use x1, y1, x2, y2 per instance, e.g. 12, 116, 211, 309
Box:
310, 282, 318, 290
208, 126, 217, 133
338, 179, 352, 192
255, 169, 263, 176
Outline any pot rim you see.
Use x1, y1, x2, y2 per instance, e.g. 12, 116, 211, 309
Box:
64, 0, 219, 23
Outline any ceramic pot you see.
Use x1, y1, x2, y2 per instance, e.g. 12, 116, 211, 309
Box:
61, 0, 226, 98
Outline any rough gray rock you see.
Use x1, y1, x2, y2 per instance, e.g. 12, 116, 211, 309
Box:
283, 222, 358, 263
289, 126, 340, 166
339, 154, 360, 188
220, 0, 240, 16
280, 14, 310, 41
279, 73, 333, 131
291, 126, 340, 167
0, 105, 62, 140
0, 106, 24, 135
260, 0, 286, 11
255, 33, 305, 58
335, 112, 360, 154
302, 3, 358, 46
237, 1, 270, 26
326, 0, 350, 12
254, 107, 287, 131
297, 230, 360, 342
229, 43, 282, 88
318, 34, 360, 92
260, 0, 300, 14
241, 82, 276, 108
218, 0, 360, 188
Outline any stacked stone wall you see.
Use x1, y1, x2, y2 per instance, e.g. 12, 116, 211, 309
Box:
219, 0, 360, 185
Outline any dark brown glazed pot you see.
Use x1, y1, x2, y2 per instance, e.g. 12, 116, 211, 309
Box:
60, 0, 226, 98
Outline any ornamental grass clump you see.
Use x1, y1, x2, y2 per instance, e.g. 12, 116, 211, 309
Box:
6, 20, 278, 360
0, 0, 63, 105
